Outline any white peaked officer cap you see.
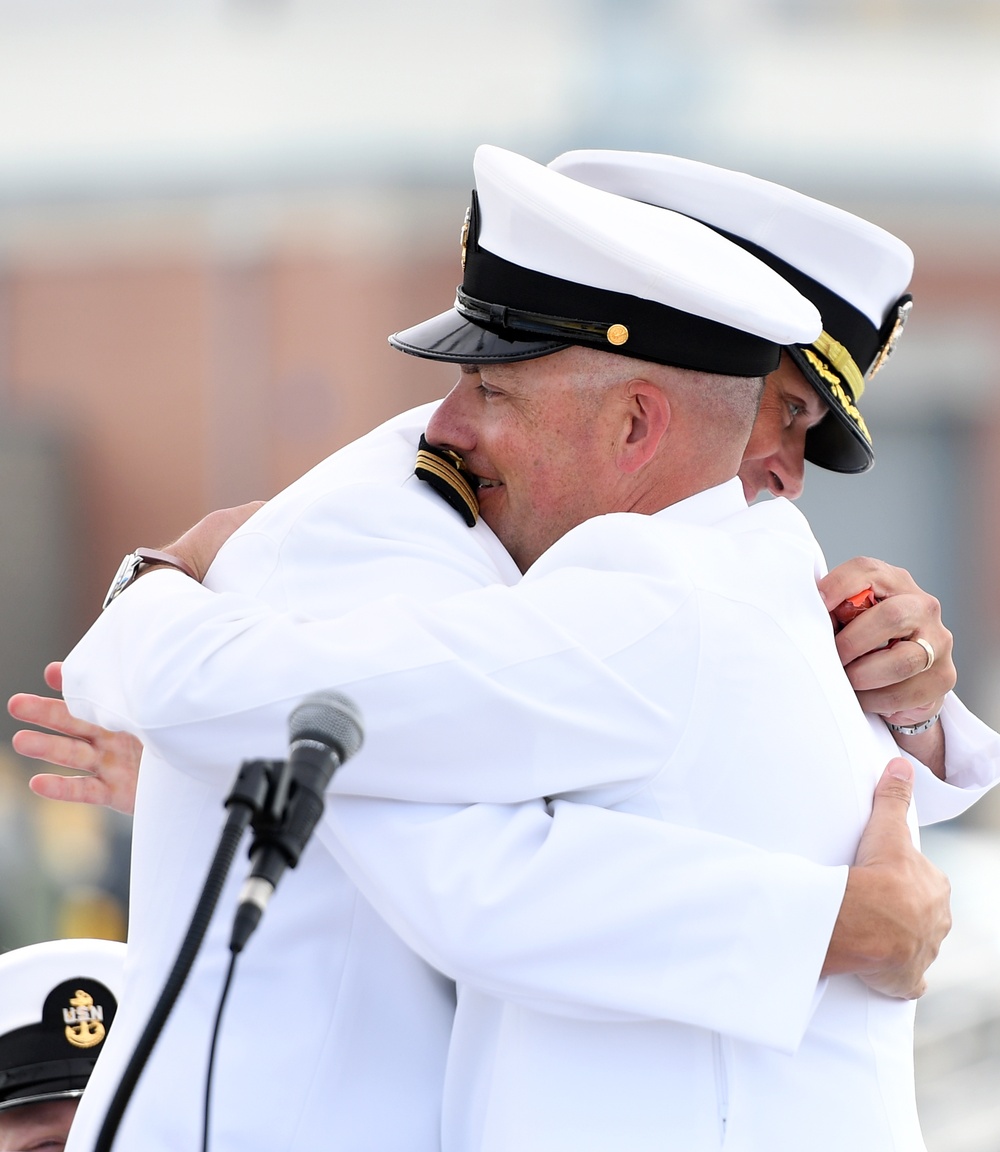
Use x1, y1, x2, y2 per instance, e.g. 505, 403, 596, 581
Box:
0, 938, 125, 1113
549, 149, 914, 474
391, 145, 820, 378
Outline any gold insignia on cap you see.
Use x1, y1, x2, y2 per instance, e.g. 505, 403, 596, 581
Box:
809, 332, 866, 402
867, 298, 913, 382
804, 348, 873, 445
606, 324, 629, 346
63, 989, 106, 1049
459, 207, 471, 271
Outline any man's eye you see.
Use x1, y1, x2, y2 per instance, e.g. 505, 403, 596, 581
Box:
477, 383, 500, 399
787, 401, 805, 420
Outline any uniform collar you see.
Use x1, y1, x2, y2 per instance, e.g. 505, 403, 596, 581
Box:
652, 477, 748, 529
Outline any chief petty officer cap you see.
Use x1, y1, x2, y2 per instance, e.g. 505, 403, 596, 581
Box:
390, 145, 821, 379
0, 938, 125, 1113
549, 149, 914, 474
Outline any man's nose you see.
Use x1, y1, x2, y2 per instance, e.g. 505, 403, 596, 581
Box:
763, 446, 805, 500
425, 379, 477, 453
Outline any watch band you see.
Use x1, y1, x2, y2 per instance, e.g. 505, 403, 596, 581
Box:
102, 548, 197, 610
885, 712, 941, 736
133, 548, 197, 580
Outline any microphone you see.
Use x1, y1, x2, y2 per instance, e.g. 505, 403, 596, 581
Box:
230, 691, 364, 953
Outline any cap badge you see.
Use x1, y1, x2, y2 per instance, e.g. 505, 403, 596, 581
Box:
606, 324, 629, 346
63, 989, 106, 1049
867, 298, 913, 381
459, 207, 471, 271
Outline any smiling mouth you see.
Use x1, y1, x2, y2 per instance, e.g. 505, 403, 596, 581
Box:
476, 476, 502, 490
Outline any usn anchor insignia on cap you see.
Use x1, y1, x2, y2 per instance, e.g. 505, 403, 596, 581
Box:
63, 988, 107, 1049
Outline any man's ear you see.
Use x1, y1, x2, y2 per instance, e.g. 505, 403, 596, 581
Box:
617, 379, 670, 474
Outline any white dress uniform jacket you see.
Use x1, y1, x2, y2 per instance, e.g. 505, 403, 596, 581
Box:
64, 403, 518, 1152
63, 413, 1000, 1152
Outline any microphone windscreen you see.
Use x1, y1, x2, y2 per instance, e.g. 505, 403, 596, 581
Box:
288, 691, 364, 764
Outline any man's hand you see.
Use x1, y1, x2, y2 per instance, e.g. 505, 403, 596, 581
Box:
819, 556, 956, 718
153, 501, 266, 584
818, 557, 955, 777
8, 662, 142, 816
823, 758, 951, 998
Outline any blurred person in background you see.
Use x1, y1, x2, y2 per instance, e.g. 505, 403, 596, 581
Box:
0, 939, 124, 1152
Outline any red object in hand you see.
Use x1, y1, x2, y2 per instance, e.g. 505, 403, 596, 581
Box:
832, 586, 877, 629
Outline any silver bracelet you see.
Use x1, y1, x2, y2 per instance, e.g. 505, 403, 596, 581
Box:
885, 712, 941, 736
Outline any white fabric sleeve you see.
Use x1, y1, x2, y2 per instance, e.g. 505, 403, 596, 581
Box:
62, 565, 844, 1051
62, 562, 697, 803
319, 795, 843, 1054
911, 692, 1000, 824
61, 511, 846, 1053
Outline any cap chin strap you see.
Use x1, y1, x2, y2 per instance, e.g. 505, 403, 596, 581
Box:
456, 287, 624, 346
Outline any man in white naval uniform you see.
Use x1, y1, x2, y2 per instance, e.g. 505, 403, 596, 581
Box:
31, 148, 987, 1149
13, 150, 837, 1152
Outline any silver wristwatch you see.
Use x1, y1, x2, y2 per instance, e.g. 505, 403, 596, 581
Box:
102, 548, 196, 610
885, 712, 942, 736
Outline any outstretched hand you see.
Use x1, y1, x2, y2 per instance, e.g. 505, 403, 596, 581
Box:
8, 662, 142, 815
823, 758, 951, 999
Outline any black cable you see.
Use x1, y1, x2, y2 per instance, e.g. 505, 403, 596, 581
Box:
202, 950, 239, 1152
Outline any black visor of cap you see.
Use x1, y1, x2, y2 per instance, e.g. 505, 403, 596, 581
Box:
787, 342, 876, 474
389, 306, 569, 365
390, 191, 782, 378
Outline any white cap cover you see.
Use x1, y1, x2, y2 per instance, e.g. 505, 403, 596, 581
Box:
549, 149, 915, 472
391, 145, 821, 377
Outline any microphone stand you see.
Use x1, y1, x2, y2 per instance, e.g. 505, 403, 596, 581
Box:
93, 689, 363, 1152
92, 757, 286, 1152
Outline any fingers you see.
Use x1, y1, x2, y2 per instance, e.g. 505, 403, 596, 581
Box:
43, 661, 64, 692
9, 692, 100, 744
822, 556, 957, 717
9, 681, 142, 815
860, 970, 929, 1001
856, 759, 914, 861
828, 757, 951, 998
818, 556, 903, 612
841, 633, 952, 694
833, 588, 947, 668
12, 728, 99, 772
848, 650, 952, 718
871, 757, 913, 807
29, 772, 111, 808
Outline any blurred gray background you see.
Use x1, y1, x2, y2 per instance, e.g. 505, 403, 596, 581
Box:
0, 2, 998, 1147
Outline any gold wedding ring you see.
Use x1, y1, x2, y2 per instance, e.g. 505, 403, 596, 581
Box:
914, 637, 935, 673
